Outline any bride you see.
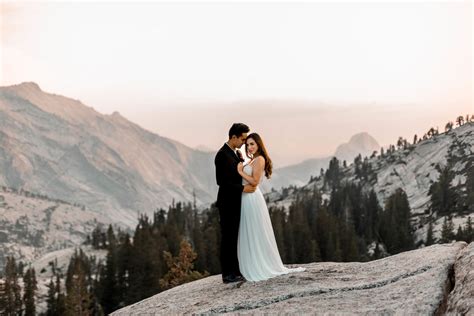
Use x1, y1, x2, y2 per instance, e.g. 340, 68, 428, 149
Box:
236, 133, 306, 282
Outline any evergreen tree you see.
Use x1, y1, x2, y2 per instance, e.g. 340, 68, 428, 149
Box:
46, 278, 57, 316
46, 274, 66, 316
127, 214, 163, 304
465, 217, 473, 243
269, 206, 288, 262
22, 267, 37, 316
325, 157, 342, 189
199, 204, 221, 274
362, 190, 381, 242
56, 274, 67, 316
380, 188, 414, 254
190, 208, 206, 272
0, 278, 7, 315
288, 197, 320, 263
428, 164, 459, 216
99, 225, 120, 314
339, 221, 359, 262
115, 232, 132, 309
465, 163, 474, 213
426, 220, 435, 246
3, 256, 22, 315
65, 249, 93, 316
445, 121, 454, 132
440, 216, 455, 243
455, 225, 465, 241
159, 239, 209, 290
0, 278, 6, 315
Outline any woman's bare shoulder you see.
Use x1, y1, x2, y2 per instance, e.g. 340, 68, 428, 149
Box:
255, 155, 266, 164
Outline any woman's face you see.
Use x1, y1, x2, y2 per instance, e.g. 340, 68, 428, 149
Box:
246, 138, 259, 156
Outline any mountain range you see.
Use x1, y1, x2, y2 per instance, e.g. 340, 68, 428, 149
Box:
0, 82, 378, 227
0, 82, 217, 227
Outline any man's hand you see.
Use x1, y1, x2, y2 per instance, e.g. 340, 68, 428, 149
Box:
243, 184, 257, 193
237, 162, 244, 174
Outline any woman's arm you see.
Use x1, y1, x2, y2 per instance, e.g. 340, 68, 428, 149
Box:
237, 156, 265, 187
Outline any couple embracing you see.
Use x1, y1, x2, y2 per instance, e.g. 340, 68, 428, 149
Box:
214, 123, 305, 283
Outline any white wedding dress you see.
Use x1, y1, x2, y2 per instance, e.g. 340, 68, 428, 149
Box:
237, 160, 306, 282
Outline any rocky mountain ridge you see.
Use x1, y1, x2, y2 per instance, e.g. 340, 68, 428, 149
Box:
0, 82, 217, 227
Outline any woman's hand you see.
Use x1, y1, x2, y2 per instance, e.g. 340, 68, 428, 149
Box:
237, 162, 244, 174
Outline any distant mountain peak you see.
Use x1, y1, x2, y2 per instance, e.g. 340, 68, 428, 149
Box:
348, 132, 378, 145
195, 145, 215, 152
334, 132, 380, 161
10, 81, 42, 91
109, 111, 125, 119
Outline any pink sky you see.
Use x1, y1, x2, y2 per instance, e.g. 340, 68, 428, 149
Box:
1, 1, 472, 165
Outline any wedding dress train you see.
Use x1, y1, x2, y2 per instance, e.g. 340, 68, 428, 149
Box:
237, 161, 306, 282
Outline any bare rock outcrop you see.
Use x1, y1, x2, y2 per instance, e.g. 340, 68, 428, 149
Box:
112, 242, 472, 315
447, 242, 474, 315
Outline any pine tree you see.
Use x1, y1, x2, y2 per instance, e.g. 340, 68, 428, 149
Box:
455, 225, 465, 241
3, 256, 22, 315
99, 225, 120, 314
65, 249, 93, 316
426, 220, 435, 246
199, 204, 221, 275
269, 206, 288, 262
339, 221, 359, 262
22, 267, 37, 316
127, 214, 163, 304
56, 274, 67, 315
115, 232, 132, 309
363, 190, 381, 242
429, 164, 459, 216
440, 216, 455, 243
380, 188, 414, 254
46, 278, 57, 316
159, 239, 209, 290
46, 273, 67, 316
0, 278, 7, 315
463, 216, 473, 243
287, 197, 320, 263
325, 157, 342, 189
465, 163, 474, 213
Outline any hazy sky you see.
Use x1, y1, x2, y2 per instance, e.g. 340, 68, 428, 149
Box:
1, 0, 472, 166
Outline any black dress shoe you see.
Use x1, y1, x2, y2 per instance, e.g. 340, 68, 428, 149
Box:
234, 275, 245, 282
222, 275, 242, 283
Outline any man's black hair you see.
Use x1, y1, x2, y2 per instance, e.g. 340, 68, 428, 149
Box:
228, 123, 250, 138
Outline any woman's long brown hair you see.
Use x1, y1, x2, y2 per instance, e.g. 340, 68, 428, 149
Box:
245, 133, 273, 179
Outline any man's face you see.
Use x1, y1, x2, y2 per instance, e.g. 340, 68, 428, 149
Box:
235, 133, 247, 148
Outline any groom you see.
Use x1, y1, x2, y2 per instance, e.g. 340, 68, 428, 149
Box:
215, 123, 256, 283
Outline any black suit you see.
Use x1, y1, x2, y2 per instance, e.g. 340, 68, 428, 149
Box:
214, 143, 244, 278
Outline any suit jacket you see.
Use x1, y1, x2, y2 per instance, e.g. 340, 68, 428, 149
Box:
214, 143, 244, 210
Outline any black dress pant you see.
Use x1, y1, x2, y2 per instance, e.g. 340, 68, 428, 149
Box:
218, 205, 242, 277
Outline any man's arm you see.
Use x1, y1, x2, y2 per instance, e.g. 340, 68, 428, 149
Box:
215, 151, 244, 192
